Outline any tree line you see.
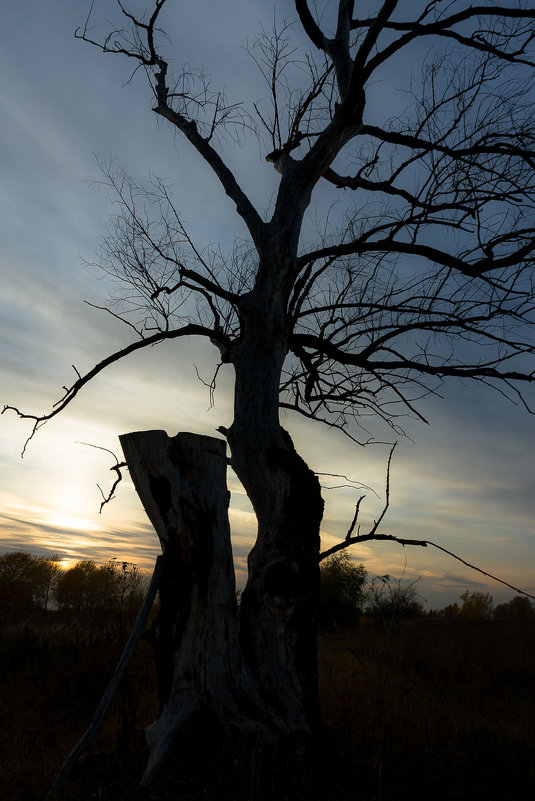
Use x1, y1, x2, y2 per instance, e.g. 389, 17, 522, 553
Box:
0, 551, 146, 623
2, 549, 532, 631
319, 552, 535, 629
2, 549, 532, 629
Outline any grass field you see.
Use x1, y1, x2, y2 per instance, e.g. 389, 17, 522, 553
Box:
1, 612, 534, 800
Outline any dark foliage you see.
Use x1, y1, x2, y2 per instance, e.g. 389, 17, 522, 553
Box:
320, 553, 368, 629
0, 551, 59, 622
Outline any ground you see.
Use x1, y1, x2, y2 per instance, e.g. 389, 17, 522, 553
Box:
2, 611, 534, 800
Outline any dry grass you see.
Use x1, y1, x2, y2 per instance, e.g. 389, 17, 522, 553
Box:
1, 614, 534, 800
318, 621, 535, 800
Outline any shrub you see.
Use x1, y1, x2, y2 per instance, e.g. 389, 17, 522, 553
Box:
320, 553, 367, 629
459, 590, 494, 620
366, 574, 425, 629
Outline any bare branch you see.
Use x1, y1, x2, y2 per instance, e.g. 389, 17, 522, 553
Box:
295, 1, 328, 52
320, 442, 396, 561
76, 442, 128, 512
322, 533, 535, 601
77, 1, 266, 247
3, 323, 227, 455
319, 444, 535, 600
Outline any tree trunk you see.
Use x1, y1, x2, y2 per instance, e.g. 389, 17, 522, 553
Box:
119, 431, 266, 783
120, 419, 324, 781
228, 424, 324, 733
227, 301, 325, 734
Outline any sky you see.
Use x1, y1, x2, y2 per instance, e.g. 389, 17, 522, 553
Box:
1, 0, 534, 609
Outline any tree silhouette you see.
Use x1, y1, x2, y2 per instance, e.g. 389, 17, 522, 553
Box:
494, 595, 535, 620
459, 588, 494, 620
54, 560, 102, 613
320, 552, 367, 629
53, 558, 145, 625
0, 552, 60, 621
367, 572, 425, 628
5, 0, 535, 784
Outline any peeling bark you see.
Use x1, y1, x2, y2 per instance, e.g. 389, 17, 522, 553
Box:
120, 426, 324, 782
233, 428, 324, 732
120, 431, 266, 783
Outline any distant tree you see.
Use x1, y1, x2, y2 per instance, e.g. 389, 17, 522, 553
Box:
459, 589, 494, 620
366, 573, 425, 628
91, 561, 122, 611
54, 558, 145, 623
32, 555, 61, 611
441, 602, 460, 620
54, 560, 101, 613
0, 551, 61, 621
5, 0, 535, 782
493, 595, 535, 621
100, 559, 145, 631
320, 552, 367, 629
0, 551, 35, 619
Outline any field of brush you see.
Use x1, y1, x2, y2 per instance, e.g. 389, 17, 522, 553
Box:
1, 613, 534, 800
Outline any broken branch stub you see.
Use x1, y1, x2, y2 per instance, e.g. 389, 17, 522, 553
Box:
119, 430, 244, 782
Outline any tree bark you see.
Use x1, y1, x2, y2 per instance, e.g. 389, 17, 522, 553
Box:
227, 304, 325, 734
236, 432, 324, 731
120, 421, 324, 782
120, 431, 264, 783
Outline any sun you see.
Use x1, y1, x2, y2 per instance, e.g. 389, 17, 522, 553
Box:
58, 558, 77, 571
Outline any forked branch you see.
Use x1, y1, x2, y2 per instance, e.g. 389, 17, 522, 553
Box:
2, 323, 226, 455
76, 0, 266, 247
319, 445, 535, 600
76, 443, 127, 512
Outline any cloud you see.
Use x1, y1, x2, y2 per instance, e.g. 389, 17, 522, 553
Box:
1, 0, 534, 611
0, 506, 159, 567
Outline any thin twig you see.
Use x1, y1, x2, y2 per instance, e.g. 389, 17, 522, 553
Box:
76, 442, 127, 512
425, 539, 535, 600
320, 532, 535, 600
319, 441, 535, 600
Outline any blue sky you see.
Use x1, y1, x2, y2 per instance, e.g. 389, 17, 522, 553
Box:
1, 0, 534, 608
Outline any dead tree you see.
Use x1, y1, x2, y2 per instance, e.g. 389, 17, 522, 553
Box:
4, 0, 535, 782
119, 431, 274, 781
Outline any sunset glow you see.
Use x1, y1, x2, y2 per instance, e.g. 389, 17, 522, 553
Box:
0, 0, 533, 610
58, 557, 77, 571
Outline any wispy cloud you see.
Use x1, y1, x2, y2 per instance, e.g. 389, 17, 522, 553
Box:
1, 0, 534, 611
